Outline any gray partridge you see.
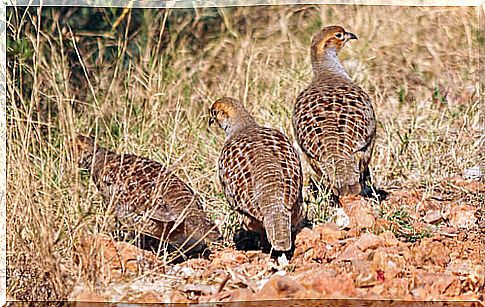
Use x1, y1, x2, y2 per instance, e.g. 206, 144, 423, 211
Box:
75, 135, 221, 254
292, 25, 376, 196
209, 97, 303, 252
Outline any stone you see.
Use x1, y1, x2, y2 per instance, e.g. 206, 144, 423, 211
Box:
340, 196, 376, 229
257, 276, 304, 299
312, 274, 357, 298
315, 223, 345, 243
73, 290, 106, 307
354, 233, 384, 251
423, 209, 442, 224
446, 204, 477, 229
379, 231, 400, 247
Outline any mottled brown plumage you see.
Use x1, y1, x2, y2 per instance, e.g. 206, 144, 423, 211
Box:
75, 135, 221, 253
209, 97, 303, 252
292, 25, 376, 196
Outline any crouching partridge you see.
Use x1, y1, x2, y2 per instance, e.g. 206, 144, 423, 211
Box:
75, 135, 221, 255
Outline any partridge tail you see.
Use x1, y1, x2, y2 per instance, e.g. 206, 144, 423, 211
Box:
263, 207, 292, 252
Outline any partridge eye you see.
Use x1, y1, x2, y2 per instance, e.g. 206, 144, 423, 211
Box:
335, 32, 343, 39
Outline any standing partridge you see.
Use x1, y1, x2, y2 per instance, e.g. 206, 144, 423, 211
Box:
75, 135, 221, 254
292, 25, 376, 196
209, 97, 303, 252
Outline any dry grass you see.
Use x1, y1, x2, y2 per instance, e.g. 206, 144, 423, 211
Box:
6, 5, 482, 300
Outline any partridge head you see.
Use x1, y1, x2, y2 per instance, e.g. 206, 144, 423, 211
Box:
310, 26, 358, 80
311, 25, 358, 59
209, 97, 256, 137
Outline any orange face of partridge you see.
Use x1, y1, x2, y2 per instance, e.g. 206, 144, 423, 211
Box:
75, 135, 97, 167
208, 97, 239, 129
311, 25, 358, 58
208, 97, 256, 137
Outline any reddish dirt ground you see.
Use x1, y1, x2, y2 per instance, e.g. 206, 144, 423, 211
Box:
71, 177, 484, 305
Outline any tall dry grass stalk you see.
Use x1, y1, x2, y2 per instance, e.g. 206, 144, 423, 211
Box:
6, 5, 482, 300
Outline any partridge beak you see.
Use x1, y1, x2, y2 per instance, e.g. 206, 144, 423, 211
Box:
346, 32, 358, 41
208, 115, 215, 127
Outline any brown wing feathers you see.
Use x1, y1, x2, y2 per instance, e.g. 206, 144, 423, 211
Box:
293, 26, 376, 196
211, 97, 303, 252
76, 136, 221, 252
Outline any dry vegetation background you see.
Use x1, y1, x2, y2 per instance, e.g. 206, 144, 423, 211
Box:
6, 4, 483, 302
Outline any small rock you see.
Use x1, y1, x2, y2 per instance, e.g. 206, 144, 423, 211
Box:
312, 274, 357, 298
277, 254, 289, 268
168, 265, 196, 278
226, 288, 254, 301
353, 210, 376, 229
72, 290, 106, 307
294, 268, 338, 289
293, 227, 327, 262
372, 249, 405, 280
446, 204, 477, 229
412, 272, 461, 298
169, 290, 193, 303
77, 234, 158, 280
352, 259, 377, 288
438, 226, 459, 237
378, 231, 400, 247
355, 271, 377, 288
212, 249, 249, 266
368, 284, 386, 297
412, 239, 450, 268
315, 223, 345, 243
274, 270, 287, 277
134, 291, 166, 303
463, 166, 483, 180
423, 209, 442, 224
257, 276, 304, 299
346, 227, 363, 238
329, 207, 350, 229
340, 196, 376, 229
337, 244, 365, 262
355, 233, 384, 251
384, 278, 411, 299
445, 259, 482, 278
295, 227, 320, 245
